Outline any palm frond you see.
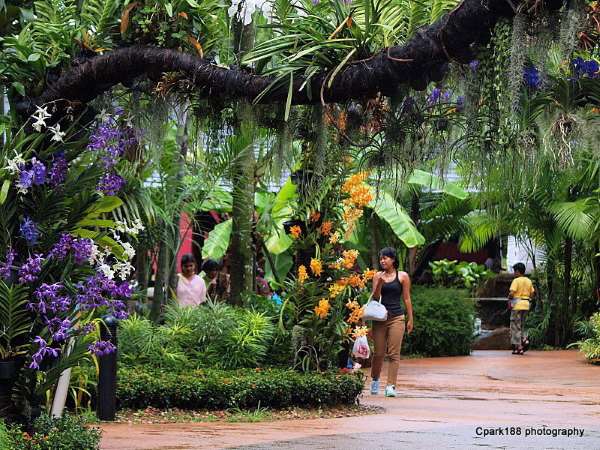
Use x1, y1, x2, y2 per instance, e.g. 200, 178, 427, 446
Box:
550, 199, 597, 242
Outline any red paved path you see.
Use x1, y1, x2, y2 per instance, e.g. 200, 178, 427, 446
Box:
100, 350, 600, 449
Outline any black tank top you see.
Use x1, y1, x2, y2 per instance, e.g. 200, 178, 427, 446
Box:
380, 271, 405, 318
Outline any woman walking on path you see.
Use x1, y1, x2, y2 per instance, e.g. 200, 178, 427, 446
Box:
370, 247, 414, 397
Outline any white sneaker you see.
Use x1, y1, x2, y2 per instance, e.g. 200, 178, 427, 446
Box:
384, 385, 397, 397
370, 380, 380, 395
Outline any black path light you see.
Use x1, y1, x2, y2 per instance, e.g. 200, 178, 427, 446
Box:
97, 315, 119, 421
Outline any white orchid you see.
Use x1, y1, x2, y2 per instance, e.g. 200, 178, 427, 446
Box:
31, 106, 51, 132
49, 124, 65, 142
122, 242, 136, 261
113, 260, 134, 280
98, 263, 115, 280
115, 218, 145, 236
4, 152, 26, 175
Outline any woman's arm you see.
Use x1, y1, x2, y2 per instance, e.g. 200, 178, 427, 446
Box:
400, 272, 414, 334
372, 271, 385, 300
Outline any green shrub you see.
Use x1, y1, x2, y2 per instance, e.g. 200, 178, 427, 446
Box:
118, 302, 276, 370
0, 419, 10, 450
572, 312, 600, 363
403, 287, 475, 357
117, 366, 364, 410
206, 310, 275, 369
6, 414, 101, 450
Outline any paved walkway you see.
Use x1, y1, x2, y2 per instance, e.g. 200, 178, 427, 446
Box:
100, 350, 600, 449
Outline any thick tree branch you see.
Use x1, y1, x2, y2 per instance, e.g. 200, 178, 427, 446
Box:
23, 0, 563, 113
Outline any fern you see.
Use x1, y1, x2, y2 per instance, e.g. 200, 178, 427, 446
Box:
80, 0, 120, 39
0, 281, 31, 359
429, 0, 459, 23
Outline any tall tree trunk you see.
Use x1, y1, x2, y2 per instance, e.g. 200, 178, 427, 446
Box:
168, 111, 190, 296
562, 237, 573, 345
151, 235, 169, 321
229, 20, 257, 306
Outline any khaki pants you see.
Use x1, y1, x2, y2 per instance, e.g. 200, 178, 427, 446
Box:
371, 315, 405, 386
510, 310, 527, 346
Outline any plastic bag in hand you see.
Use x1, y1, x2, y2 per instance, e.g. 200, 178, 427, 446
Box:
352, 335, 370, 359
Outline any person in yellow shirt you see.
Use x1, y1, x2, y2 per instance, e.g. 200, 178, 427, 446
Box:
508, 262, 535, 355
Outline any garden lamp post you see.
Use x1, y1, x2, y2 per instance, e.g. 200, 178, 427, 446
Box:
97, 315, 119, 421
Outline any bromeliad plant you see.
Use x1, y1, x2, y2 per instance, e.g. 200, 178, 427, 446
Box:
0, 109, 139, 421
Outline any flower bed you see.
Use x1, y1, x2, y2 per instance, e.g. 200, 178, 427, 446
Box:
117, 367, 365, 410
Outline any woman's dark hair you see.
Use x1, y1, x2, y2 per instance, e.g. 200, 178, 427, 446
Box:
379, 247, 399, 269
512, 262, 526, 274
202, 259, 220, 272
181, 253, 196, 266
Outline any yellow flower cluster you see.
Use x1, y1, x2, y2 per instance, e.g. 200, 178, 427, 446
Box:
346, 299, 364, 324
344, 184, 373, 209
348, 273, 366, 289
328, 282, 346, 298
310, 258, 323, 277
320, 220, 333, 236
341, 172, 374, 237
345, 299, 360, 310
352, 325, 369, 338
342, 249, 359, 269
314, 298, 331, 319
298, 265, 308, 284
329, 231, 340, 244
363, 268, 376, 281
342, 207, 363, 228
289, 225, 302, 239
342, 172, 369, 195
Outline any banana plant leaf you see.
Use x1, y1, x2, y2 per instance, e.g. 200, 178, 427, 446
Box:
368, 191, 425, 248
202, 218, 232, 260
408, 169, 468, 200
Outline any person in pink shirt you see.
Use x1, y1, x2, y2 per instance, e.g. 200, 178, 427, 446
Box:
176, 254, 207, 307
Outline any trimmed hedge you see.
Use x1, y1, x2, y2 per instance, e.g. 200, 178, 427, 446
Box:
403, 287, 475, 357
117, 367, 365, 410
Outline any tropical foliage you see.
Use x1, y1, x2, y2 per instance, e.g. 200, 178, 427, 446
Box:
0, 0, 599, 428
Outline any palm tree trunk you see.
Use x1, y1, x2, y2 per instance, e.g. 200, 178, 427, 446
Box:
151, 235, 169, 321
562, 237, 573, 345
229, 20, 257, 305
168, 111, 190, 296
